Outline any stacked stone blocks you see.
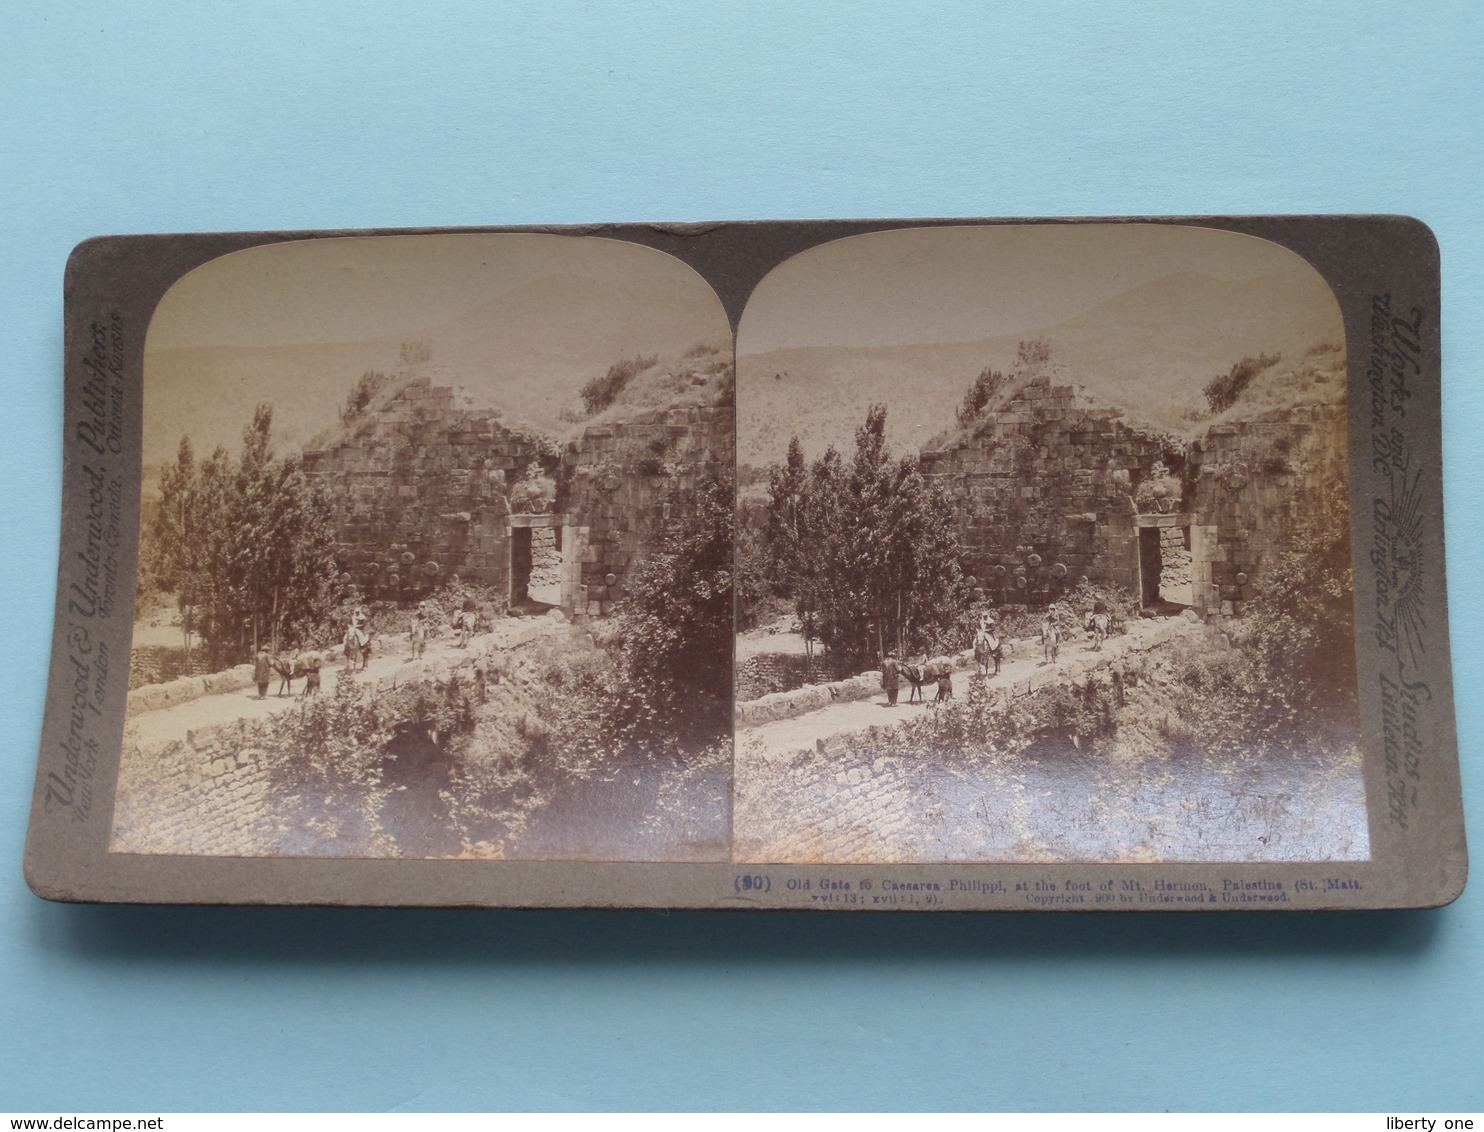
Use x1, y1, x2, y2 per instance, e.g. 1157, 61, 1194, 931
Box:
303, 379, 549, 601
1187, 401, 1347, 617
922, 378, 1347, 621
110, 722, 273, 856
559, 404, 732, 618
920, 378, 1169, 603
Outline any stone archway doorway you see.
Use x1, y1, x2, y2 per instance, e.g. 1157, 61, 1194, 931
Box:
1136, 513, 1193, 609
508, 513, 563, 610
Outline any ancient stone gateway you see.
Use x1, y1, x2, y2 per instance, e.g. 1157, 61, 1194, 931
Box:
1135, 512, 1195, 609
921, 376, 1347, 623
304, 377, 735, 622
302, 378, 550, 608
507, 512, 564, 608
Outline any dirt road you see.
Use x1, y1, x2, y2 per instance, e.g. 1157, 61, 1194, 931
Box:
738, 614, 1201, 758
123, 615, 567, 753
732, 613, 1370, 865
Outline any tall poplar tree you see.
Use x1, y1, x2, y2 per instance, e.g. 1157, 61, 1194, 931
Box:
148, 406, 340, 667
762, 405, 969, 676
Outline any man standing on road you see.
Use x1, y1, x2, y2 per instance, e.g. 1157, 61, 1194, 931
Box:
253, 645, 272, 700
1041, 604, 1062, 665
409, 610, 428, 660
881, 651, 901, 707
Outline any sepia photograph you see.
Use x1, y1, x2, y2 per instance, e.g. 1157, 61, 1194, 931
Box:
28, 216, 1457, 910
109, 233, 735, 861
733, 223, 1366, 865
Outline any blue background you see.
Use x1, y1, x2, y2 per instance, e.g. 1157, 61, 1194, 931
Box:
2, 2, 1481, 1112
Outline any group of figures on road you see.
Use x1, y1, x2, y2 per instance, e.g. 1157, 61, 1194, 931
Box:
877, 598, 1115, 707
407, 600, 480, 657
248, 599, 487, 700
253, 645, 323, 700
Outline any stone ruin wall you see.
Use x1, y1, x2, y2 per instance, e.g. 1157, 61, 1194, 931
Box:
922, 377, 1348, 620
558, 403, 733, 618
301, 378, 732, 621
1186, 401, 1348, 617
302, 379, 549, 604
128, 644, 211, 690
919, 378, 1169, 605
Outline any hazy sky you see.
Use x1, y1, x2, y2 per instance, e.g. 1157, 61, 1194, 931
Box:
146, 232, 719, 352
737, 223, 1329, 354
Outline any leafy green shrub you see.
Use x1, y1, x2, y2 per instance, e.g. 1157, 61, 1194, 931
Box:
761, 408, 969, 675
1233, 475, 1356, 714
846, 668, 1118, 762
509, 464, 556, 513
713, 361, 735, 408
248, 673, 398, 853
490, 464, 736, 766
381, 673, 477, 749
1135, 459, 1183, 513
580, 354, 658, 415
734, 501, 778, 632
611, 460, 734, 750
1203, 353, 1281, 414
254, 672, 393, 789
340, 370, 389, 426
956, 367, 1006, 427
399, 339, 432, 366
1016, 338, 1051, 368
1146, 475, 1356, 758
150, 410, 343, 666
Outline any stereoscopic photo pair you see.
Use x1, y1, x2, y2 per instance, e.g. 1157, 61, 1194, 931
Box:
25, 217, 1466, 910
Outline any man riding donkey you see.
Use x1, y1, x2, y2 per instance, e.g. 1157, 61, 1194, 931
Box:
973, 612, 1003, 678
342, 606, 373, 672
1083, 594, 1110, 652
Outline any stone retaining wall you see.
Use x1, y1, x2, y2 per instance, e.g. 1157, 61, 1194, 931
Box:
125, 605, 569, 720
128, 644, 210, 690
736, 615, 1207, 733
125, 649, 340, 718
734, 671, 885, 728
110, 720, 274, 855
735, 647, 983, 727
112, 622, 563, 856
735, 651, 833, 702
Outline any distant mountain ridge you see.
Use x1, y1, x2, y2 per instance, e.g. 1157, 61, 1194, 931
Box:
737, 270, 1343, 468
144, 273, 729, 467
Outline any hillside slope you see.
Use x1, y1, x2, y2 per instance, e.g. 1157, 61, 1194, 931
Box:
144, 272, 730, 467
738, 270, 1341, 467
